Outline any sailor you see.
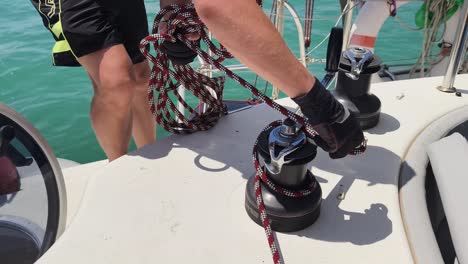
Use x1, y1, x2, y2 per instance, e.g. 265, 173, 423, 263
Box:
160, 0, 364, 158
30, 0, 156, 161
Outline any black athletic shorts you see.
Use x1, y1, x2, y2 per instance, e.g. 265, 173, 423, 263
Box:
60, 0, 149, 64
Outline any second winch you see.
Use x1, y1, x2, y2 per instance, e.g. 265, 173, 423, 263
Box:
332, 47, 383, 130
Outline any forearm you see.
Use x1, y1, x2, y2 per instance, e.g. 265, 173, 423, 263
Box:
194, 0, 315, 98
160, 0, 192, 8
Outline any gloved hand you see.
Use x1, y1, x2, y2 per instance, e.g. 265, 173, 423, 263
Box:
160, 36, 200, 65
292, 78, 365, 159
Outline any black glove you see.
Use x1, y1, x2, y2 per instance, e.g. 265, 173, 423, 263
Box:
160, 34, 199, 65
292, 78, 365, 159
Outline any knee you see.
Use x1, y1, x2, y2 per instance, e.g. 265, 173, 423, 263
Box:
96, 71, 136, 109
133, 62, 151, 93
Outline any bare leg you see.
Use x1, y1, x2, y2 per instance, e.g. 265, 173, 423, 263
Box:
131, 60, 156, 148
78, 45, 135, 161
194, 0, 316, 98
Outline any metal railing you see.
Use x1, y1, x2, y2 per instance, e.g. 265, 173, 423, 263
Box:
437, 0, 468, 93
341, 0, 354, 51
272, 0, 308, 99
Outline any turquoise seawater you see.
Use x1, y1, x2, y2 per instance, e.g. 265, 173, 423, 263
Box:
1, 0, 425, 163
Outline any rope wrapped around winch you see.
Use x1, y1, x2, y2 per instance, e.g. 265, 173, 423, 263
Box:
140, 4, 367, 264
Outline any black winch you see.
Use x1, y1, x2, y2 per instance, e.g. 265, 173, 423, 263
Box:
244, 118, 322, 232
332, 47, 383, 129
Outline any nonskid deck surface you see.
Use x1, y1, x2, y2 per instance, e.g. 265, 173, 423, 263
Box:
44, 75, 468, 264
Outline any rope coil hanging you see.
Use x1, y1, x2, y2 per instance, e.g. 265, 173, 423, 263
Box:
139, 5, 233, 134
140, 3, 367, 264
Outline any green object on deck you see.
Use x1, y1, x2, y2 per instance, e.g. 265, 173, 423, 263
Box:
415, 0, 463, 28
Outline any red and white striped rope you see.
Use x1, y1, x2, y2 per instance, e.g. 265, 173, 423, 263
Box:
140, 4, 367, 264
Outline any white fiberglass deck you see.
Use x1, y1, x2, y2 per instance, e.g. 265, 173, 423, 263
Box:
40, 74, 468, 263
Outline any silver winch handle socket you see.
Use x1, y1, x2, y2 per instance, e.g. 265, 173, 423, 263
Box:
343, 47, 374, 80
265, 119, 306, 175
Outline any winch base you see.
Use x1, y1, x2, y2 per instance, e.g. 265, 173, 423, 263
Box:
244, 171, 322, 232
